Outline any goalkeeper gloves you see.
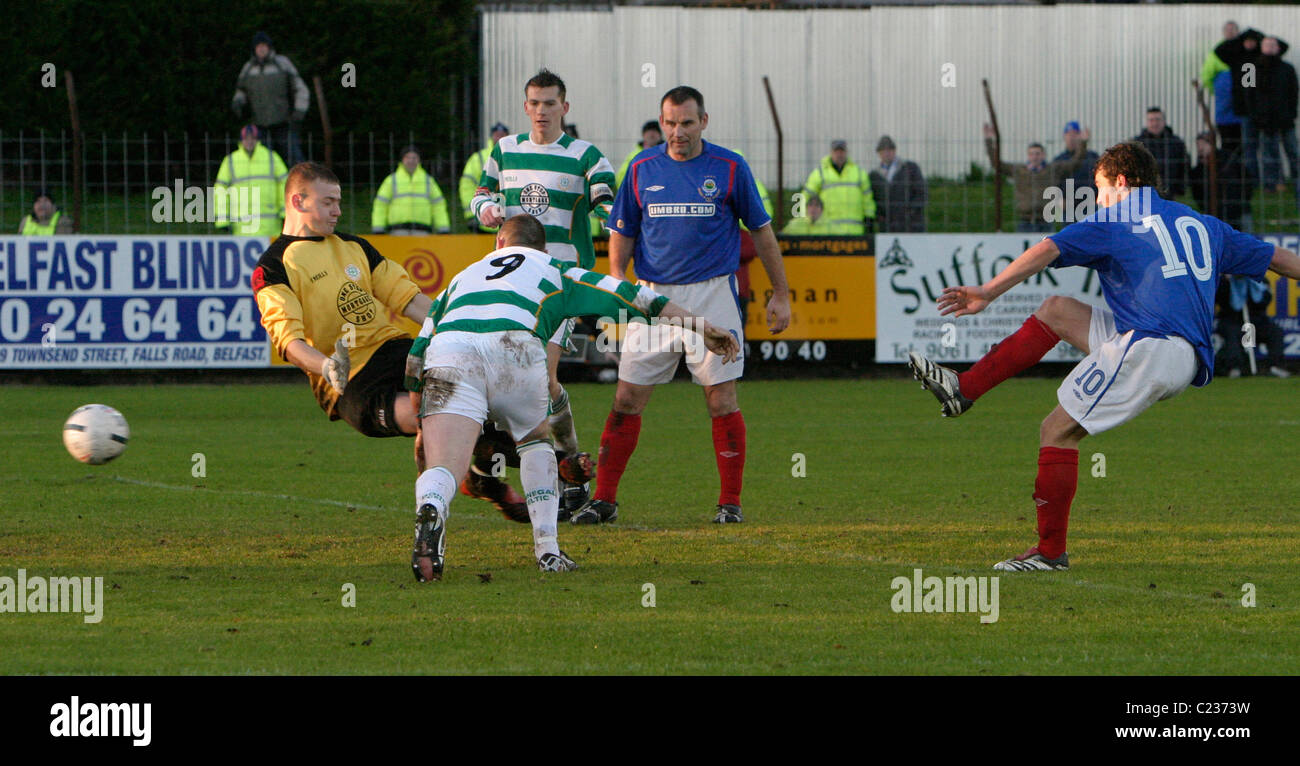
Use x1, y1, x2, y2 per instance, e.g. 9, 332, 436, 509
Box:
321, 338, 351, 395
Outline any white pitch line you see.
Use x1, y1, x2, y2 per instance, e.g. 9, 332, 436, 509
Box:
108, 475, 498, 522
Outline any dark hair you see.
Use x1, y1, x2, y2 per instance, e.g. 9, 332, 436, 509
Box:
525, 69, 566, 102
1146, 106, 1163, 115
661, 86, 705, 114
1096, 141, 1163, 193
641, 120, 661, 135
1028, 142, 1045, 152
286, 162, 340, 200
500, 214, 547, 250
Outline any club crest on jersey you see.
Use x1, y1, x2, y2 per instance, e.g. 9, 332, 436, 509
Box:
698, 176, 719, 201
337, 281, 376, 324
520, 183, 550, 216
345, 263, 362, 281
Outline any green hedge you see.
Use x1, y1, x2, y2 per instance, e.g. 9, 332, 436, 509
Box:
7, 0, 477, 146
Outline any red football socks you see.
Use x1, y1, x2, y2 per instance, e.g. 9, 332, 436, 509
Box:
712, 411, 746, 506
958, 314, 1060, 401
593, 411, 641, 503
1034, 446, 1079, 559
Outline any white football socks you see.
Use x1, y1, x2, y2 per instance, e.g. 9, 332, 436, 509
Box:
518, 439, 560, 559
548, 387, 580, 456
415, 465, 457, 520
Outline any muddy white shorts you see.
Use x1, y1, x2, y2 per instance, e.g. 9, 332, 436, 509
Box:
1057, 306, 1196, 435
420, 329, 549, 441
617, 273, 745, 386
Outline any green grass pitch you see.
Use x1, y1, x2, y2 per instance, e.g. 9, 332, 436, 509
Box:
1, 377, 1296, 674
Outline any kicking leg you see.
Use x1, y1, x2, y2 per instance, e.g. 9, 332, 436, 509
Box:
909, 295, 1090, 416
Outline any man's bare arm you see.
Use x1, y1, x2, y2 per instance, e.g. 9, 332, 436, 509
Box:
402, 293, 433, 325
283, 338, 328, 376
938, 238, 1060, 317
751, 223, 791, 333
1270, 246, 1300, 280
608, 230, 634, 281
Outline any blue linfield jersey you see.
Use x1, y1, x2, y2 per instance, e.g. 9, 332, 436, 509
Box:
608, 140, 772, 284
1048, 191, 1274, 387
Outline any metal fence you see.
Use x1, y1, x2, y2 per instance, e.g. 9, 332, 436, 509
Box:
5, 128, 1298, 236
1, 130, 478, 236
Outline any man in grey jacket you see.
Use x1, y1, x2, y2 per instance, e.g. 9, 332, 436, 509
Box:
232, 31, 309, 166
868, 136, 927, 232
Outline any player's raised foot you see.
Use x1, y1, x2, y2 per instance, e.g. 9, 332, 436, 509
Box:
570, 498, 618, 525
992, 546, 1069, 572
460, 472, 529, 524
411, 504, 447, 582
537, 550, 579, 572
907, 351, 973, 418
712, 504, 744, 524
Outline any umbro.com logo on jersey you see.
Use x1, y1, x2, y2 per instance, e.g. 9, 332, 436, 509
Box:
645, 185, 665, 192
647, 203, 715, 217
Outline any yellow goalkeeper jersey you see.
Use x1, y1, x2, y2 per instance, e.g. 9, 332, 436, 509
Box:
252, 232, 422, 416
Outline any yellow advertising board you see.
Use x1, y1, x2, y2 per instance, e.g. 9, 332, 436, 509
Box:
272, 234, 876, 366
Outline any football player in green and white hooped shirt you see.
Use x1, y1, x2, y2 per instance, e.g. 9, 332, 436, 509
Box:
403, 215, 738, 580
471, 68, 616, 518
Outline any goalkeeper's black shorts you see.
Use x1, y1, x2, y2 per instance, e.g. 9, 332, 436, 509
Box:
335, 337, 414, 438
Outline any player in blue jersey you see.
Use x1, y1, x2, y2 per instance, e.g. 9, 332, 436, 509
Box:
907, 141, 1300, 571
571, 85, 792, 525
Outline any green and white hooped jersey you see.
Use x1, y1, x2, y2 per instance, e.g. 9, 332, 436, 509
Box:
470, 133, 616, 269
405, 246, 667, 390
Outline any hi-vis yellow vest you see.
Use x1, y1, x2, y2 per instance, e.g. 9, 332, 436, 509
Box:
372, 166, 451, 232
21, 211, 60, 235
803, 157, 876, 235
215, 143, 288, 238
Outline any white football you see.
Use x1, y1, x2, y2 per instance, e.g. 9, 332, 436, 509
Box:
63, 404, 130, 465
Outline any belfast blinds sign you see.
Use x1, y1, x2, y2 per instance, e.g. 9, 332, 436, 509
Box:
0, 236, 271, 369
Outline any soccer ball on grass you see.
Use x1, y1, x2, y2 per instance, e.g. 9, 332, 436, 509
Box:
62, 404, 130, 465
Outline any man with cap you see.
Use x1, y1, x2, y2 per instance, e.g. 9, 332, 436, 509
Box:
1052, 122, 1100, 196
459, 122, 510, 233
869, 135, 928, 233
232, 31, 309, 166
802, 139, 876, 236
19, 191, 74, 235
615, 120, 664, 190
214, 125, 288, 238
372, 146, 452, 235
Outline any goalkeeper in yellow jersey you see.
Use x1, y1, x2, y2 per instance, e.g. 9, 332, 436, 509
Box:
252, 162, 550, 520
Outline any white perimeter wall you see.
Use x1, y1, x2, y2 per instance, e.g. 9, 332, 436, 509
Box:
481, 4, 1300, 191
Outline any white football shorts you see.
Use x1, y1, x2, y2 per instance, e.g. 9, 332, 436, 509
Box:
618, 273, 745, 387
1057, 306, 1196, 435
420, 329, 549, 442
